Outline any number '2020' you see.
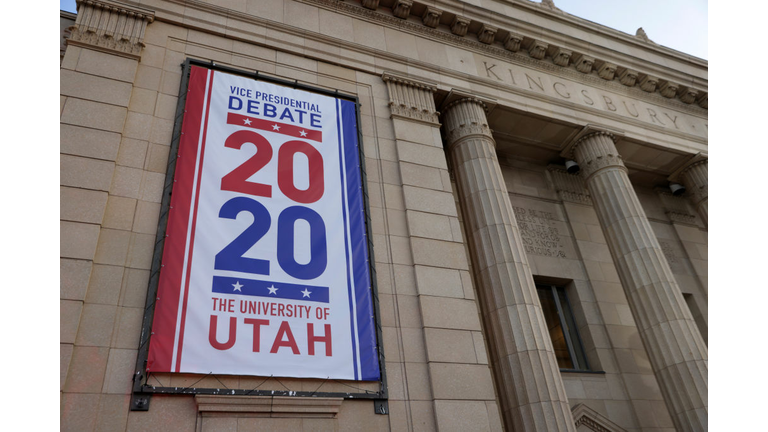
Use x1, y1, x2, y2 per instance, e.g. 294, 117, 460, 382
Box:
214, 130, 327, 280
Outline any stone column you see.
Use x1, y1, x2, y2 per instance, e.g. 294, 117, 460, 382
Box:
678, 160, 708, 227
569, 130, 708, 431
444, 97, 576, 432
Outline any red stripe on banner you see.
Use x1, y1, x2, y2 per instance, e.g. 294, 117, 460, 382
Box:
147, 66, 209, 373
227, 112, 322, 142
175, 70, 215, 372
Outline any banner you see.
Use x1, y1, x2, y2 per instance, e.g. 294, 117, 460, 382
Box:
147, 65, 380, 381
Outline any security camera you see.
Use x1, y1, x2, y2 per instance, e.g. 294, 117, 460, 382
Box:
565, 160, 580, 174
669, 183, 686, 196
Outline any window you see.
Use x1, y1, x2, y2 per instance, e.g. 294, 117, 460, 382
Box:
536, 284, 590, 371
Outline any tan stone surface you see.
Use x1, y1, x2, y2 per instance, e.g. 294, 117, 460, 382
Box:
61, 258, 92, 301
60, 221, 101, 260
61, 124, 121, 161
60, 187, 108, 224
60, 154, 115, 192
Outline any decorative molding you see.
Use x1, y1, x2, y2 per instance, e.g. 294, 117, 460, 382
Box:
503, 32, 523, 52
572, 403, 628, 432
678, 86, 699, 104
659, 80, 679, 98
392, 0, 412, 19
617, 67, 638, 87
525, 39, 549, 60
421, 6, 442, 28
361, 0, 379, 11
450, 15, 470, 36
382, 71, 440, 125
696, 92, 708, 109
478, 23, 498, 45
635, 27, 656, 44
573, 53, 595, 74
67, 0, 155, 59
595, 60, 617, 80
548, 165, 592, 205
195, 395, 344, 418
638, 73, 659, 92
549, 46, 572, 67
655, 189, 698, 225
302, 0, 707, 113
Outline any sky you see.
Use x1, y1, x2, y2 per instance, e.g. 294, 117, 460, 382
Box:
60, 0, 707, 59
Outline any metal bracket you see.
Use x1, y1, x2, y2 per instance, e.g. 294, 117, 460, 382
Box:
373, 399, 388, 415
131, 393, 151, 411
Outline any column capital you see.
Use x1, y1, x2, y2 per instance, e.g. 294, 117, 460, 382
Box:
668, 152, 708, 182
561, 125, 627, 180
381, 71, 439, 125
560, 124, 623, 158
67, 0, 155, 59
441, 91, 497, 145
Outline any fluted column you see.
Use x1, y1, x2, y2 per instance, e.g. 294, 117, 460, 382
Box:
445, 98, 576, 432
679, 160, 708, 227
570, 131, 708, 432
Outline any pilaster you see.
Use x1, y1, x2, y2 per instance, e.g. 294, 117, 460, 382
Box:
380, 73, 504, 432
568, 131, 708, 432
444, 97, 576, 432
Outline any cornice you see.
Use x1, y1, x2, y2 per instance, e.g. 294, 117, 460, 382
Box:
304, 0, 707, 113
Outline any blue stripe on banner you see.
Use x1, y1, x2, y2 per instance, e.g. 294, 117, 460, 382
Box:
340, 99, 381, 381
336, 99, 359, 380
211, 276, 329, 303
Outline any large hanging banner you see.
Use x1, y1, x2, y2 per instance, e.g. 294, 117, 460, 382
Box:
147, 65, 380, 381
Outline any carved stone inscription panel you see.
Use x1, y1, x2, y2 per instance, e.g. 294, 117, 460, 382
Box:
509, 196, 576, 260
475, 55, 708, 139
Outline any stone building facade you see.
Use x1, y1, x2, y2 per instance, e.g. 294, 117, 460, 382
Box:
60, 0, 707, 431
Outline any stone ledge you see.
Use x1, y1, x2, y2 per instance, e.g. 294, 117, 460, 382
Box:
195, 395, 343, 418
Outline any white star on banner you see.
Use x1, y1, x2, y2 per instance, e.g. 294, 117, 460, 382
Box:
272, 124, 281, 131
232, 281, 243, 292
299, 130, 307, 137
267, 285, 278, 295
243, 118, 252, 125
301, 288, 312, 298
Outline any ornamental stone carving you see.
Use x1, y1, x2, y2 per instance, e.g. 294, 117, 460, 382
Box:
477, 23, 498, 44
306, 0, 708, 110
421, 6, 442, 28
697, 92, 708, 109
361, 0, 379, 10
617, 67, 638, 86
526, 39, 548, 60
503, 32, 523, 52
638, 73, 658, 92
451, 15, 471, 36
595, 60, 617, 80
67, 0, 155, 59
678, 86, 699, 104
392, 0, 412, 19
570, 131, 623, 179
573, 53, 595, 74
549, 47, 572, 67
381, 72, 439, 124
548, 165, 592, 205
658, 80, 679, 98
656, 188, 698, 225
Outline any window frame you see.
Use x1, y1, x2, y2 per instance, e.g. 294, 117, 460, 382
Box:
536, 284, 591, 372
